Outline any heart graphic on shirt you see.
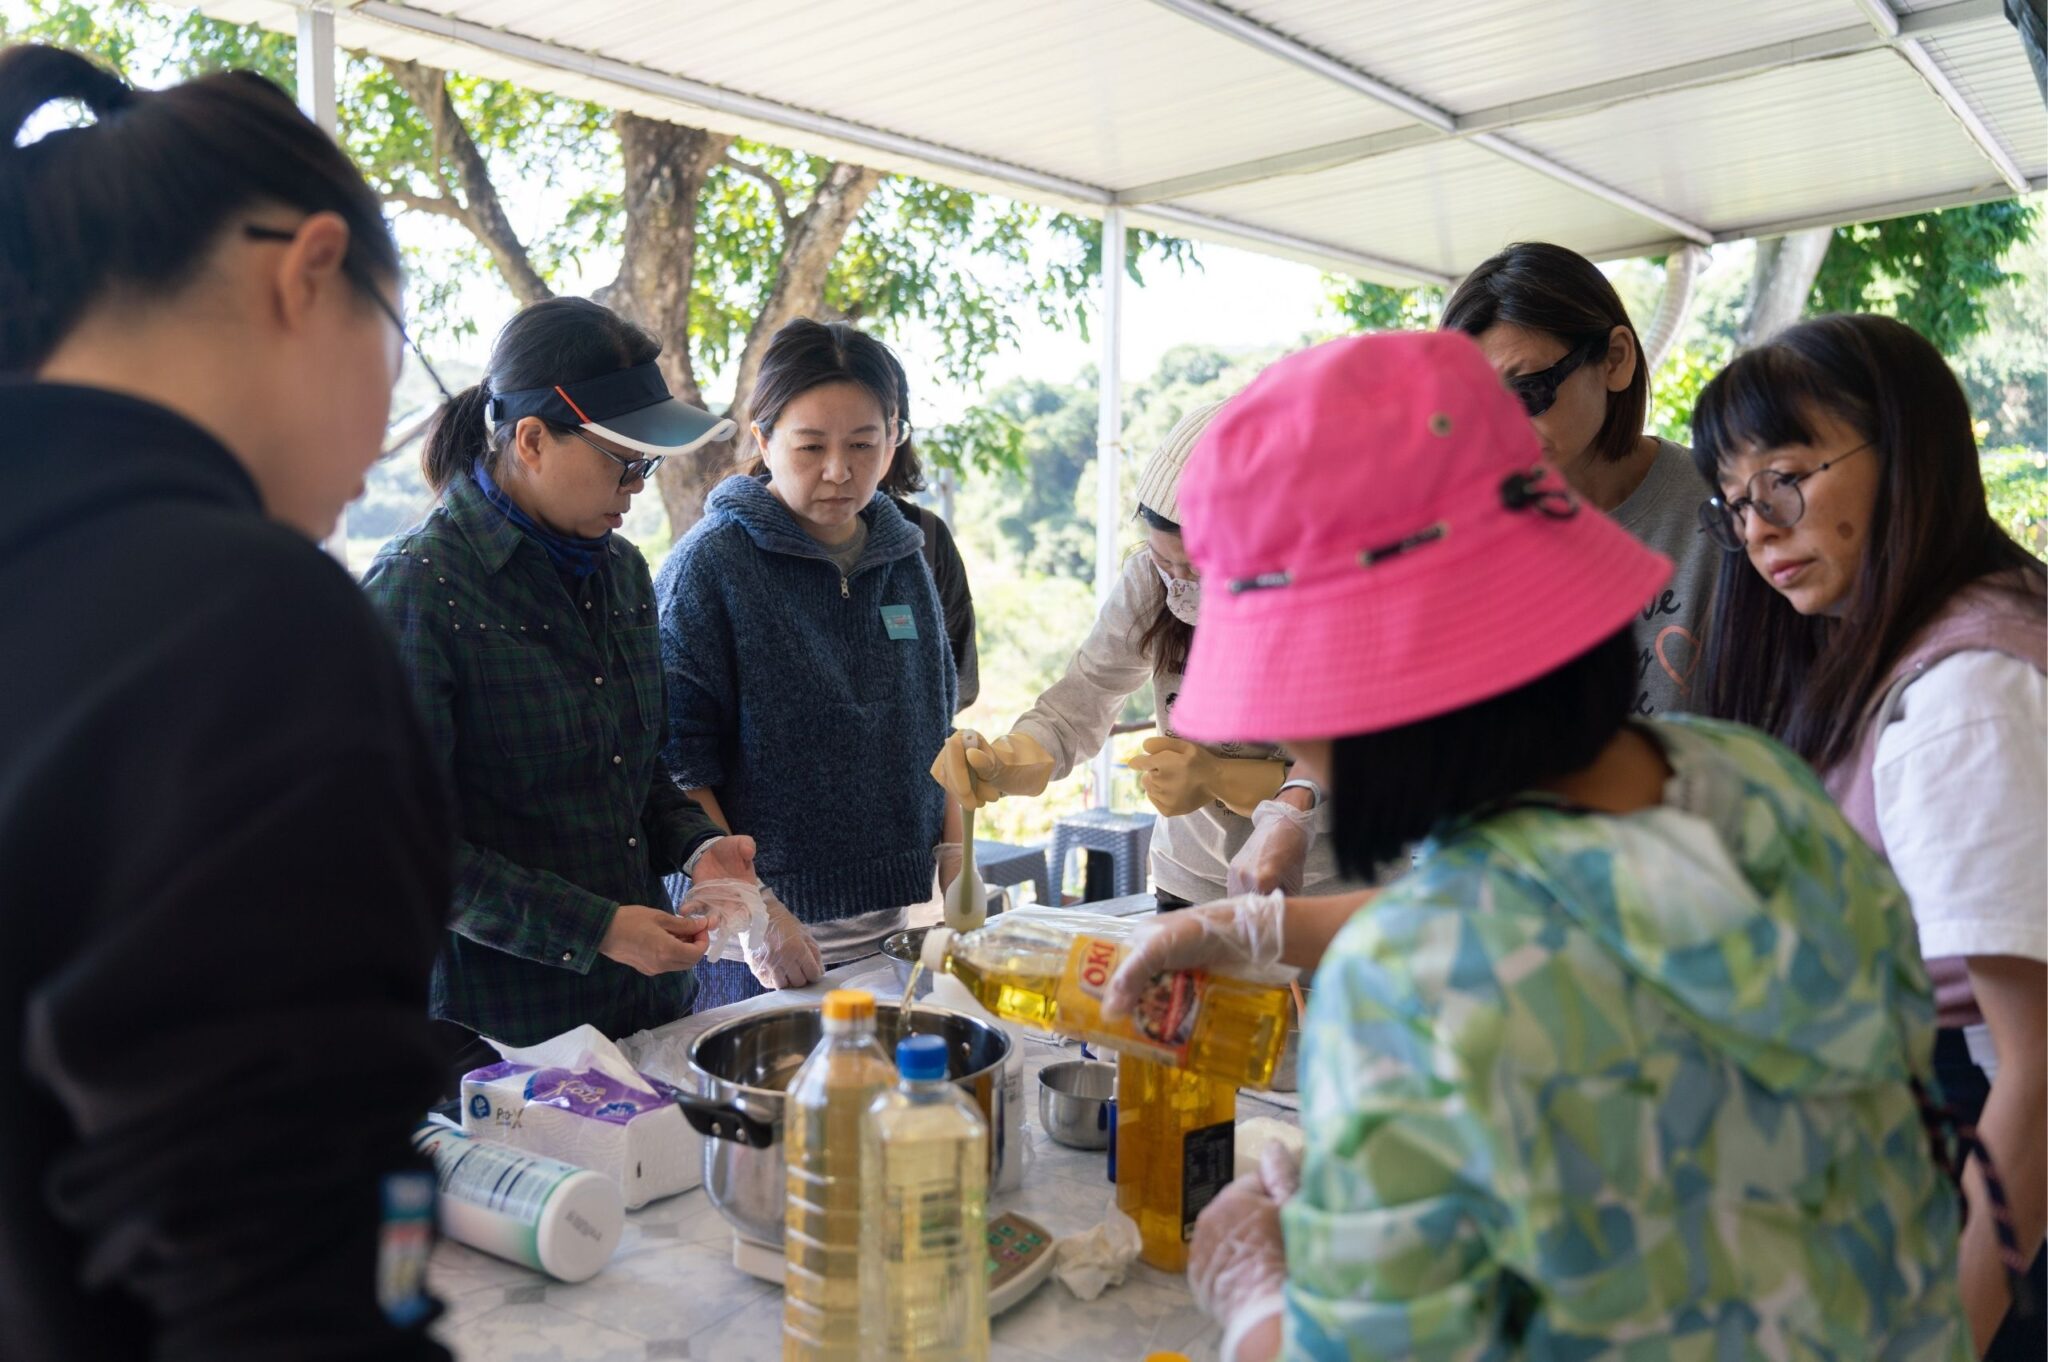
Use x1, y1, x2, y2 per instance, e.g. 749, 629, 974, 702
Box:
1655, 625, 1701, 696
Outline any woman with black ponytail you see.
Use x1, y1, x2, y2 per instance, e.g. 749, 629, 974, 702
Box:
361, 297, 777, 1067
0, 44, 451, 1361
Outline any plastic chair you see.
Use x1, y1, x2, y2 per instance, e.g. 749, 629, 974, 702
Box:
973, 839, 1054, 910
1046, 809, 1155, 902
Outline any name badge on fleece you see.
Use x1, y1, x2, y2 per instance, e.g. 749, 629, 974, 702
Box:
881, 605, 918, 640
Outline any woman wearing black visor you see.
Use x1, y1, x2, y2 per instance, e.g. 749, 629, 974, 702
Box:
363, 297, 781, 1081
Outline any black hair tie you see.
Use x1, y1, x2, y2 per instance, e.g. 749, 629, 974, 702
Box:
1500, 468, 1579, 519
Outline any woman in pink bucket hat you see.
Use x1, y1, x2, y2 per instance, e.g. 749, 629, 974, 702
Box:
1105, 330, 1969, 1361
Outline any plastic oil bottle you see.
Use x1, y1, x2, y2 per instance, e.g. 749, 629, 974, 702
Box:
859, 1034, 989, 1362
784, 989, 896, 1362
919, 912, 1292, 1088
1115, 1052, 1236, 1272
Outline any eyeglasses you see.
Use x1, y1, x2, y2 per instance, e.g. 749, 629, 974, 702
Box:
564, 426, 664, 490
242, 224, 454, 404
1698, 441, 1872, 552
1507, 336, 1607, 418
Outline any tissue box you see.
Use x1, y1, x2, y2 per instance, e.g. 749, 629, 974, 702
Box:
461, 1062, 702, 1208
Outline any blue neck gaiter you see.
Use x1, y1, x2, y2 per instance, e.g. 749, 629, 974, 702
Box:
473, 461, 610, 579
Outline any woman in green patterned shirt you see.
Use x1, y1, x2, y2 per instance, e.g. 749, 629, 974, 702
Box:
1107, 330, 1971, 1361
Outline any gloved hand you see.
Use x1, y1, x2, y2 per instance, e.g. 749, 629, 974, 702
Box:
1189, 1141, 1296, 1362
930, 730, 1055, 810
1128, 739, 1286, 818
935, 842, 964, 894
1226, 800, 1319, 897
742, 886, 824, 989
1100, 891, 1290, 1020
689, 833, 759, 885
678, 877, 767, 964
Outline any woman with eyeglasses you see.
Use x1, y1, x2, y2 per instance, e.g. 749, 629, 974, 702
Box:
1692, 313, 2045, 1359
0, 44, 454, 1358
1444, 241, 1715, 717
656, 318, 956, 1008
361, 297, 766, 1075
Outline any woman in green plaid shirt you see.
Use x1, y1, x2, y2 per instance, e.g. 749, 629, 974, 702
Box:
363, 299, 769, 1064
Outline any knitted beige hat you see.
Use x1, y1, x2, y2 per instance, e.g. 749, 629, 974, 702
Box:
1134, 399, 1226, 526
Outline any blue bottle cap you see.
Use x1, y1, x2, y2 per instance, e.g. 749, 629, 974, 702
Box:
896, 1034, 949, 1081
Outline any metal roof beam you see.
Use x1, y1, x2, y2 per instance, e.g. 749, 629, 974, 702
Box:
353, 0, 1112, 206
1144, 0, 1713, 243
1854, 0, 2027, 192
347, 0, 1452, 284
1132, 203, 1457, 285
1120, 0, 2008, 207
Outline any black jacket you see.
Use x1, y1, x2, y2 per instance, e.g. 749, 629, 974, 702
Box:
0, 384, 453, 1360
896, 498, 979, 711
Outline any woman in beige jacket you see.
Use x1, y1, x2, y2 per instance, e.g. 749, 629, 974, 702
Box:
932, 404, 1344, 907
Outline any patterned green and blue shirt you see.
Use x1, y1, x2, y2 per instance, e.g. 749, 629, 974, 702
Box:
1286, 717, 1967, 1360
362, 472, 722, 1046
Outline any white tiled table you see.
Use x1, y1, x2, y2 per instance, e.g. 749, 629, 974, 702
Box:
427, 900, 1297, 1361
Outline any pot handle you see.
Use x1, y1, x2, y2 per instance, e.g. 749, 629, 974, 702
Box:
673, 1090, 777, 1148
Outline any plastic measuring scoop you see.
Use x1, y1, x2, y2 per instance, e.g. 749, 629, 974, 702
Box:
943, 805, 987, 931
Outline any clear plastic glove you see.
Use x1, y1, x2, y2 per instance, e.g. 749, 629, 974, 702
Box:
742, 886, 824, 989
1189, 1141, 1296, 1362
1100, 891, 1291, 1020
690, 833, 758, 885
679, 877, 766, 963
1226, 800, 1318, 897
935, 842, 964, 894
930, 729, 1054, 810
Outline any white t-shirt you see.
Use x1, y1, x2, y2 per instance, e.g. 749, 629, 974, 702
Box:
1874, 648, 2048, 1076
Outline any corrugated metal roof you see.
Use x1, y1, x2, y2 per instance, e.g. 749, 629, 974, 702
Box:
190, 0, 2046, 284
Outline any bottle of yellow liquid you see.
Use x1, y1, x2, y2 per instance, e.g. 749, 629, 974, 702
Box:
860, 1034, 989, 1362
1115, 1052, 1235, 1272
784, 990, 896, 1362
919, 913, 1291, 1088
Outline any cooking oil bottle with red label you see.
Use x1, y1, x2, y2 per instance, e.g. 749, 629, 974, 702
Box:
1114, 1052, 1235, 1272
919, 912, 1290, 1089
784, 989, 896, 1362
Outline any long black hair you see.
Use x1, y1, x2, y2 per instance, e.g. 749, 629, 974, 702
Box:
876, 344, 927, 498
1690, 312, 2043, 769
1326, 628, 1636, 879
741, 317, 902, 474
0, 44, 399, 374
1442, 242, 1648, 466
420, 296, 661, 494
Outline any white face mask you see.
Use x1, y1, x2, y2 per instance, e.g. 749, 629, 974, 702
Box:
1156, 563, 1202, 627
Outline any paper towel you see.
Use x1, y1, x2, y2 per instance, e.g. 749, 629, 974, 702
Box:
1052, 1195, 1142, 1301
461, 1024, 702, 1208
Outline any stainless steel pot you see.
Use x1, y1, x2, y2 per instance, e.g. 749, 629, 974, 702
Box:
684, 1003, 1011, 1248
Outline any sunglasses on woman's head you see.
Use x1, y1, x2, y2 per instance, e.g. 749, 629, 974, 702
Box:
1507, 336, 1608, 418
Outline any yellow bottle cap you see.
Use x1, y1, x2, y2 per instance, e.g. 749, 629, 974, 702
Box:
822, 989, 874, 1023
1144, 1354, 1192, 1362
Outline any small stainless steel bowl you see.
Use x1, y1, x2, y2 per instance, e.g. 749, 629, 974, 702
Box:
881, 927, 933, 1001
1038, 1059, 1116, 1150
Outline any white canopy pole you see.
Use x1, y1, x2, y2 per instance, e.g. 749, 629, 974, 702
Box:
297, 4, 349, 567
1091, 207, 1127, 811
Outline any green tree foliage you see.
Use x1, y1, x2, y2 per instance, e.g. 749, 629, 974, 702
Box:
1811, 200, 2039, 354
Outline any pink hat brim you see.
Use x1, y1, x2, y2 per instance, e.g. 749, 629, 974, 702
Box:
1172, 499, 1675, 745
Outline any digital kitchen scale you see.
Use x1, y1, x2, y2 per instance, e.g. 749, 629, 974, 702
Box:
731, 1211, 1056, 1316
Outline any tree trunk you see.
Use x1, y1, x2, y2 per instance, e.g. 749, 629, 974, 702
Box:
1738, 228, 1833, 351
727, 161, 887, 433
1641, 244, 1705, 373
606, 114, 735, 538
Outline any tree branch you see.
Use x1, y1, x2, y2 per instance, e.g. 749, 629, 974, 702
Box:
383, 188, 466, 223
719, 153, 796, 235
729, 161, 887, 428
383, 58, 552, 307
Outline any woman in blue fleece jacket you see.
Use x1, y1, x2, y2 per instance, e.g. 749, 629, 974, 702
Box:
656, 318, 961, 1007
